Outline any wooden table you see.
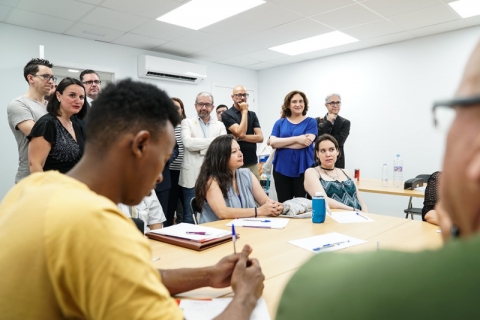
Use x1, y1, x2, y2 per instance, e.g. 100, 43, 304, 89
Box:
150, 213, 442, 318
357, 178, 425, 219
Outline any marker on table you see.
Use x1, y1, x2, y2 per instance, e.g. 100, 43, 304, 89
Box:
313, 240, 349, 251
232, 225, 237, 254
244, 219, 271, 222
186, 231, 209, 235
356, 212, 369, 220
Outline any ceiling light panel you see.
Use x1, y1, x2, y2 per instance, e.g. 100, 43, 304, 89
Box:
269, 31, 358, 56
157, 0, 265, 30
449, 0, 480, 18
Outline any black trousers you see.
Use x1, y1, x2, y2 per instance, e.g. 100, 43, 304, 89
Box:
273, 169, 306, 203
165, 170, 184, 227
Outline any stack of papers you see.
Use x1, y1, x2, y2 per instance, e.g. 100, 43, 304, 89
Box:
179, 298, 270, 320
149, 223, 230, 242
329, 211, 375, 223
288, 232, 366, 253
226, 218, 290, 229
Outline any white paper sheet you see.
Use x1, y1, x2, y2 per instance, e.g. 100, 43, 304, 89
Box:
288, 232, 367, 253
226, 218, 290, 229
180, 297, 271, 320
149, 223, 230, 242
329, 211, 375, 223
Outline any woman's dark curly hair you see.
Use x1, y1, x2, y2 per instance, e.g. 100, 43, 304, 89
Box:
47, 77, 89, 120
195, 134, 235, 208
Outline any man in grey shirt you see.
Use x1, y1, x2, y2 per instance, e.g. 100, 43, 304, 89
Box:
7, 58, 55, 183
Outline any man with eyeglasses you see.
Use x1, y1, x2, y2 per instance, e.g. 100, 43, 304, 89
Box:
179, 92, 226, 224
7, 58, 55, 183
80, 69, 101, 104
316, 93, 350, 168
276, 42, 480, 319
222, 85, 263, 180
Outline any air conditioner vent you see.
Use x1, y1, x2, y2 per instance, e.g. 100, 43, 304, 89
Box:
138, 55, 206, 85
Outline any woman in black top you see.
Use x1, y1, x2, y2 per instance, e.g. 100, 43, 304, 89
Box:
422, 171, 441, 225
28, 77, 88, 174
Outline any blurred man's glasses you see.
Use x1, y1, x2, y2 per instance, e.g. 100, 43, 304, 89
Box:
83, 80, 101, 86
233, 93, 249, 98
327, 101, 341, 106
432, 95, 480, 132
196, 102, 212, 108
33, 74, 57, 82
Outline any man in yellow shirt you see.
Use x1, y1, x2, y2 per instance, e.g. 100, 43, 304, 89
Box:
0, 79, 264, 319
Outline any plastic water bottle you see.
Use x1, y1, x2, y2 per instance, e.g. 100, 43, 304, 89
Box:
264, 173, 271, 195
312, 192, 326, 223
393, 154, 403, 188
382, 163, 388, 187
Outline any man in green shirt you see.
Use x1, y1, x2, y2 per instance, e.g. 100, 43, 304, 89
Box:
277, 42, 480, 319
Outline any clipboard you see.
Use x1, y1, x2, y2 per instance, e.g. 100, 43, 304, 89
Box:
146, 232, 233, 251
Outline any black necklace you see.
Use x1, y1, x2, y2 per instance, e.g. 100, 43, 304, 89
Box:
320, 166, 335, 171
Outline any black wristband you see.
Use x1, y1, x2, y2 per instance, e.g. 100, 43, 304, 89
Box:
255, 207, 257, 217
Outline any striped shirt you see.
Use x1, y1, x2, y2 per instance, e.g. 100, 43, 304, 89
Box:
169, 125, 184, 171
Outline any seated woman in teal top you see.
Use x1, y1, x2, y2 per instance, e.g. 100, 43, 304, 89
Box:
195, 135, 283, 223
304, 134, 368, 212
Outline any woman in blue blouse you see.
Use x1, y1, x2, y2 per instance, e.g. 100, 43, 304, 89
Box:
270, 90, 317, 202
304, 134, 368, 212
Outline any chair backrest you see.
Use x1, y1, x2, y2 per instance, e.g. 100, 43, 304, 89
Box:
189, 197, 202, 224
416, 174, 431, 183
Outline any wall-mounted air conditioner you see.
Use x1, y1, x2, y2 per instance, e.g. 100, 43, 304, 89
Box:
137, 55, 207, 84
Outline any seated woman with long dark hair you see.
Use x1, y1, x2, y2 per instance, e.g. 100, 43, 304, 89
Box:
195, 135, 283, 223
304, 134, 368, 212
28, 77, 88, 174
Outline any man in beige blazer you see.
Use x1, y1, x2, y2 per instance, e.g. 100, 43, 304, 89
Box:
179, 92, 227, 223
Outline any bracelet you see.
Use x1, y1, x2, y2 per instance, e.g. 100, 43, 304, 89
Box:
255, 207, 258, 218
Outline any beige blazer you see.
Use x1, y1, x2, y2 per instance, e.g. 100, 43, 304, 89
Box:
178, 117, 227, 188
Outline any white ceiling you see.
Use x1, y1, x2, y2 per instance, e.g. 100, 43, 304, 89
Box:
1, 0, 479, 70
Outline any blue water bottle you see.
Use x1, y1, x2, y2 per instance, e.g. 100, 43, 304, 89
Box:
312, 192, 326, 223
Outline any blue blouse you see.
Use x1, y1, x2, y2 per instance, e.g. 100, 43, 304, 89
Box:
271, 117, 317, 177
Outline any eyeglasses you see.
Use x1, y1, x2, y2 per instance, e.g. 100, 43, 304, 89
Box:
83, 80, 101, 86
33, 74, 57, 82
196, 102, 212, 108
233, 93, 249, 98
432, 95, 480, 133
326, 101, 341, 106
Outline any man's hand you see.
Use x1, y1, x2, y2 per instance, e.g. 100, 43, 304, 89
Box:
239, 102, 249, 112
327, 113, 337, 123
231, 245, 265, 301
208, 245, 253, 288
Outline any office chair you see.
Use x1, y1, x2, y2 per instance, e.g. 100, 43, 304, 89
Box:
404, 174, 431, 219
189, 197, 202, 225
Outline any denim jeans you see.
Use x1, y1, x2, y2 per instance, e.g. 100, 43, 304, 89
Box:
182, 187, 195, 224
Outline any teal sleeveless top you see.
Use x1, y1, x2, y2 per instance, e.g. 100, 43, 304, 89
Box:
319, 169, 362, 210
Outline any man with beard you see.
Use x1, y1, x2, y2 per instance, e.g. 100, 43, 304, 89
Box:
179, 92, 226, 224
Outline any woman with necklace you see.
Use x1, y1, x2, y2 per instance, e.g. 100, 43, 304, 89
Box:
28, 77, 87, 174
270, 90, 318, 202
195, 135, 283, 223
304, 134, 368, 212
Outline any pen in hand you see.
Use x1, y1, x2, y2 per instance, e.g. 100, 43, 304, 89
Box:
232, 225, 237, 254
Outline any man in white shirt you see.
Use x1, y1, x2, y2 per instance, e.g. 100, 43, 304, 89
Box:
179, 92, 227, 224
7, 58, 55, 183
80, 69, 101, 105
118, 190, 166, 233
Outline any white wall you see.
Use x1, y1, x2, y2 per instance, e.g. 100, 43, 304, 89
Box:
0, 22, 257, 198
258, 26, 480, 218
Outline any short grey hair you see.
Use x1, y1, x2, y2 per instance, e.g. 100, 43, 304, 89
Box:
325, 93, 341, 102
195, 92, 214, 104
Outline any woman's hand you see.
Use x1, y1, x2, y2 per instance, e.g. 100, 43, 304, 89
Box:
258, 199, 283, 217
297, 134, 314, 147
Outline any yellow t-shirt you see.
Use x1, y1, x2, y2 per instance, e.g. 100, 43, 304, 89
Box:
0, 171, 183, 320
